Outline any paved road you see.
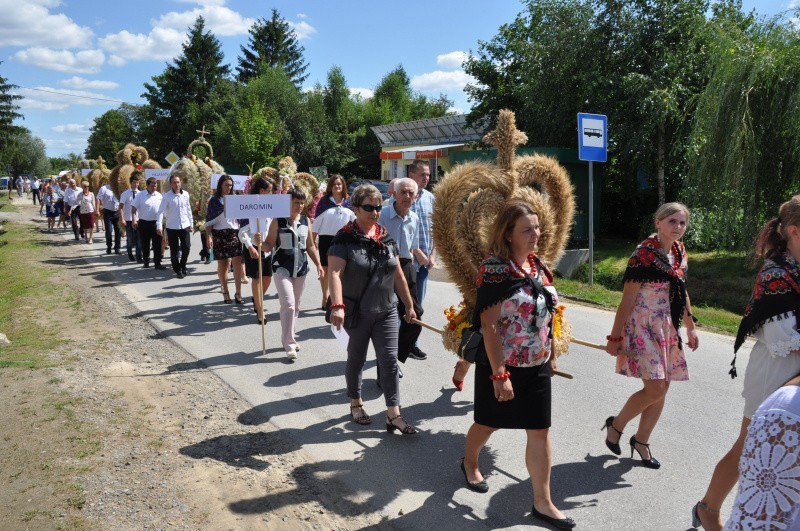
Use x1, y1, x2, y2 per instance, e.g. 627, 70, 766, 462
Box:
49, 225, 750, 530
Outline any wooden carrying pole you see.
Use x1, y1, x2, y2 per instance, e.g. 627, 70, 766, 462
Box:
256, 219, 266, 357
410, 318, 573, 379
571, 338, 635, 356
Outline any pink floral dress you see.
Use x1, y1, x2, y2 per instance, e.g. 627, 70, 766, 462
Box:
497, 262, 557, 368
616, 280, 688, 380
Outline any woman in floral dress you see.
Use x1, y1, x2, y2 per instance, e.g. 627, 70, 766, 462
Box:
602, 202, 699, 470
694, 195, 800, 530
461, 200, 574, 530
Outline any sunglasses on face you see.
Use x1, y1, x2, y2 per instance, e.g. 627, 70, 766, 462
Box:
358, 204, 382, 213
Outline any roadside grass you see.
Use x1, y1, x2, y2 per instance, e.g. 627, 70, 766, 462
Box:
0, 216, 93, 528
557, 240, 755, 336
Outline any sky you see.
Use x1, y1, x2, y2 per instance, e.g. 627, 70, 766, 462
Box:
0, 0, 796, 160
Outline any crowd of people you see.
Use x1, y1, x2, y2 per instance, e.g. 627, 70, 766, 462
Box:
18, 159, 800, 529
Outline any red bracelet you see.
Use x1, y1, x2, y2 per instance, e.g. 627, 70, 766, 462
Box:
489, 371, 511, 381
606, 335, 623, 342
329, 303, 346, 310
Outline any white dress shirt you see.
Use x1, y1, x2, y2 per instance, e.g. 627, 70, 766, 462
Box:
96, 184, 119, 211
312, 205, 356, 236
119, 188, 139, 222
239, 217, 272, 249
156, 189, 193, 230
63, 186, 80, 207
130, 190, 162, 221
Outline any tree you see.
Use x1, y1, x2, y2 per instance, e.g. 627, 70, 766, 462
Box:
7, 131, 49, 177
683, 10, 800, 249
236, 9, 309, 86
0, 62, 26, 170
85, 107, 136, 163
141, 16, 230, 159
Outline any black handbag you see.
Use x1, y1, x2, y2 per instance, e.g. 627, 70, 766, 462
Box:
459, 327, 488, 365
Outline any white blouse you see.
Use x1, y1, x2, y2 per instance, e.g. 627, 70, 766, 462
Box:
725, 384, 800, 530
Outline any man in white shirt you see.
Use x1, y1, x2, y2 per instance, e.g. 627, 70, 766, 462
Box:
119, 173, 142, 262
131, 177, 165, 269
156, 174, 193, 278
31, 176, 40, 205
62, 179, 82, 241
96, 181, 121, 254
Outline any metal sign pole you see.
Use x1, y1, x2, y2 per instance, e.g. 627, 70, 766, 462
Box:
588, 161, 594, 285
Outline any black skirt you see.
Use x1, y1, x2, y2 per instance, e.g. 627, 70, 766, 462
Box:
474, 361, 552, 430
318, 234, 334, 267
243, 248, 272, 278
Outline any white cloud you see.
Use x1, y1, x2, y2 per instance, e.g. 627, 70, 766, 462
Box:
172, 0, 226, 5
51, 123, 91, 134
437, 51, 468, 69
448, 106, 465, 115
15, 86, 118, 111
59, 77, 119, 90
297, 13, 308, 19
99, 27, 185, 63
44, 136, 89, 156
107, 55, 126, 67
152, 6, 256, 36
411, 70, 475, 92
289, 20, 316, 40
350, 88, 374, 100
12, 47, 105, 74
0, 0, 93, 48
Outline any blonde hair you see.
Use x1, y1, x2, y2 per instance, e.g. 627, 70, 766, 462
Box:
654, 202, 690, 225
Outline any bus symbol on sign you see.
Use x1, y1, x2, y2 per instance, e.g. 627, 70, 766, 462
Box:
583, 127, 603, 138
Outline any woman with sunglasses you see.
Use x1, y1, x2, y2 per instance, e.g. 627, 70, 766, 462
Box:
327, 184, 418, 434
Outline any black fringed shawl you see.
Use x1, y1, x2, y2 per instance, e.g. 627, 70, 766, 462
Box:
730, 252, 800, 378
472, 255, 556, 329
622, 236, 690, 342
332, 220, 396, 266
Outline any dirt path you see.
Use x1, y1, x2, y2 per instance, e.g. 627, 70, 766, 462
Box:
0, 201, 385, 530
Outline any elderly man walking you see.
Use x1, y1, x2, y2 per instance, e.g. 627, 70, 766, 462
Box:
408, 160, 435, 360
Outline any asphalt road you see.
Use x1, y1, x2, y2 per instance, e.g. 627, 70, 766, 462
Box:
61, 228, 750, 530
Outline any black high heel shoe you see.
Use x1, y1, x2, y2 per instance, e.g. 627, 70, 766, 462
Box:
386, 414, 417, 435
601, 416, 623, 455
630, 435, 661, 469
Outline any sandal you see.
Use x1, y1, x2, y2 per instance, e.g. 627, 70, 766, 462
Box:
350, 405, 372, 425
386, 414, 417, 435
222, 289, 232, 304
234, 292, 244, 304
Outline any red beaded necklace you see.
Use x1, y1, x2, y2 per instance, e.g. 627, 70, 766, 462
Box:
511, 253, 537, 277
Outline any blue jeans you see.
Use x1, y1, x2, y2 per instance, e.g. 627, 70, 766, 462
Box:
103, 209, 120, 251
126, 220, 141, 260
416, 265, 429, 305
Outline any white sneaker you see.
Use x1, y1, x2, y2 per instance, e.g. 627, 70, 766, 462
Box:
287, 348, 298, 361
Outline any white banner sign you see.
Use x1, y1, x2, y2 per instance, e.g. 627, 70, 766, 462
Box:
80, 168, 92, 176
144, 168, 171, 181
224, 193, 290, 219
211, 173, 248, 191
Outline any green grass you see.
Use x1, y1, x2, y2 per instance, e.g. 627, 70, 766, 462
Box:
0, 220, 67, 368
558, 239, 755, 335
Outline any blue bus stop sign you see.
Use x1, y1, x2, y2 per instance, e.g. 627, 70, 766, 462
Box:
577, 113, 607, 162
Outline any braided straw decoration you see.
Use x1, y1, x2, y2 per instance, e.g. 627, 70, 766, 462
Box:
292, 171, 320, 217
432, 110, 576, 356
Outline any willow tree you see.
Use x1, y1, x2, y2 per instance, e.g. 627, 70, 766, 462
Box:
684, 14, 800, 249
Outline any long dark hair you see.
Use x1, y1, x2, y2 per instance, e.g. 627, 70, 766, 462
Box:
324, 174, 348, 200
213, 174, 233, 199
754, 195, 800, 262
250, 177, 275, 195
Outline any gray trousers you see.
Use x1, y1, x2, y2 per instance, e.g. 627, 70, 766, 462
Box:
345, 306, 400, 406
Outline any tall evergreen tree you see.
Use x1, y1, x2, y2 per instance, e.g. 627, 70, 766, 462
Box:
0, 63, 26, 168
236, 9, 309, 86
141, 16, 230, 159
